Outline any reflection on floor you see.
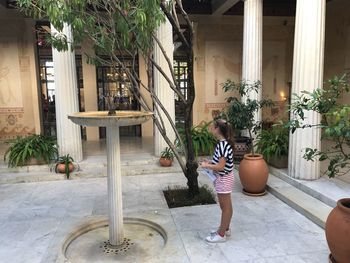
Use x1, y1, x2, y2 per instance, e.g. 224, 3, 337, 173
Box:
0, 136, 155, 166
83, 136, 154, 156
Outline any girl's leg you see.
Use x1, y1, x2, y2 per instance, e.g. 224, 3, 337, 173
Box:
217, 193, 233, 236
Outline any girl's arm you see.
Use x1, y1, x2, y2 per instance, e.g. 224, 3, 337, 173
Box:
201, 157, 226, 171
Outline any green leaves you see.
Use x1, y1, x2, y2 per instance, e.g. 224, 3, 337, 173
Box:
17, 0, 166, 58
57, 154, 74, 164
176, 122, 217, 158
288, 74, 350, 178
222, 80, 274, 155
222, 79, 262, 97
4, 134, 58, 167
55, 154, 75, 179
255, 123, 289, 161
160, 147, 174, 160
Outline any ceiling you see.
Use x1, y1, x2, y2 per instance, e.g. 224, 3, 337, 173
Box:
2, 0, 334, 17
183, 0, 297, 16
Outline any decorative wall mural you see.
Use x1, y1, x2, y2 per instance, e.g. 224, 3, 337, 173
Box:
0, 107, 24, 114
205, 41, 241, 103
212, 110, 220, 119
204, 102, 227, 113
0, 126, 35, 140
7, 114, 17, 125
262, 42, 286, 102
0, 41, 23, 107
0, 107, 33, 140
212, 55, 221, 96
261, 101, 289, 123
0, 67, 13, 105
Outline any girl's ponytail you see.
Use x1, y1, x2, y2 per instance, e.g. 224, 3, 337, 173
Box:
214, 119, 235, 149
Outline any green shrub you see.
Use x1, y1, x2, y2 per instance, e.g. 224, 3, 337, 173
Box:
255, 122, 289, 161
55, 154, 75, 179
4, 134, 58, 167
176, 121, 217, 157
288, 74, 350, 177
222, 80, 274, 155
160, 147, 174, 160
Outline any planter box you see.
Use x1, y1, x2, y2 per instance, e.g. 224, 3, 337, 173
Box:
26, 158, 47, 166
267, 155, 288, 169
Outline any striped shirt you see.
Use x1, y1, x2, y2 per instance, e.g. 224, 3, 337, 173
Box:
212, 140, 234, 176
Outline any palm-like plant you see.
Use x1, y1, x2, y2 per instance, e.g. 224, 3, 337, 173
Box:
55, 154, 75, 179
160, 147, 174, 160
4, 134, 58, 167
255, 122, 289, 161
176, 122, 217, 158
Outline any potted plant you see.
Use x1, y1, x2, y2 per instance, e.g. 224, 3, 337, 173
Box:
176, 121, 217, 158
289, 74, 350, 262
159, 147, 175, 167
255, 121, 289, 168
222, 80, 274, 196
55, 154, 75, 179
4, 134, 58, 167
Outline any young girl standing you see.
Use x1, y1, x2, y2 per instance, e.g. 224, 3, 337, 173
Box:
200, 119, 234, 243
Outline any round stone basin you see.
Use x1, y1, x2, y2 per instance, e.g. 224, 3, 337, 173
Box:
68, 111, 153, 127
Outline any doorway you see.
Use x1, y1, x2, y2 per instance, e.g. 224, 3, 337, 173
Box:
96, 57, 141, 138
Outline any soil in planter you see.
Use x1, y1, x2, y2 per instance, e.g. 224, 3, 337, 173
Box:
163, 185, 216, 208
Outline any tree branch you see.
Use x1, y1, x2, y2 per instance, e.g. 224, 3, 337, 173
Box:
160, 0, 190, 51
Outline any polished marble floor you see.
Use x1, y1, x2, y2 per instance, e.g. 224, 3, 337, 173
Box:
0, 136, 340, 262
0, 172, 329, 263
82, 136, 154, 156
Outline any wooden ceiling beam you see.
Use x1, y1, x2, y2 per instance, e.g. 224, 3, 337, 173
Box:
212, 0, 241, 15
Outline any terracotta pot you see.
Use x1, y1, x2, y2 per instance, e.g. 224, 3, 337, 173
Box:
159, 158, 172, 167
238, 154, 269, 196
56, 163, 74, 174
325, 198, 350, 263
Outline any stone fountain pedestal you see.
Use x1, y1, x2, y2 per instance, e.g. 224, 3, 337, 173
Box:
64, 111, 167, 261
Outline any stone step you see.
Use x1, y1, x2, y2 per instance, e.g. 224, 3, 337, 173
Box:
269, 166, 350, 208
0, 154, 161, 173
0, 162, 183, 184
267, 173, 333, 229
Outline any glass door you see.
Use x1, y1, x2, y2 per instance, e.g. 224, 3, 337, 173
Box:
38, 57, 85, 138
96, 57, 141, 137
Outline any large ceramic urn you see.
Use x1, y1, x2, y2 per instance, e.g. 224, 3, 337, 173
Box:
238, 153, 269, 196
325, 198, 350, 263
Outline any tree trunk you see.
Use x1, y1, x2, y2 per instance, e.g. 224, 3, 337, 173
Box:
184, 37, 199, 197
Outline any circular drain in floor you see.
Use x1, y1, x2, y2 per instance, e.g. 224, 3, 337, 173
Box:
62, 217, 166, 262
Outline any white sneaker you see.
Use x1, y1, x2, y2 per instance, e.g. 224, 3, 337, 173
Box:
205, 232, 226, 243
210, 228, 231, 237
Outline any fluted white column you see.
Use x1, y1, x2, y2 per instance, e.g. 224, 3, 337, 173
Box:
154, 18, 175, 156
242, 0, 263, 123
289, 0, 325, 180
52, 23, 83, 162
106, 126, 124, 246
